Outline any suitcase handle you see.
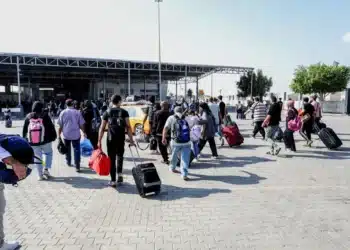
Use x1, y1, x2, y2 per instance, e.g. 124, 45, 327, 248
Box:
128, 144, 143, 168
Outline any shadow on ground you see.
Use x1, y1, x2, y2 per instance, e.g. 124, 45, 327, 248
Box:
50, 176, 107, 189
117, 182, 231, 201
189, 170, 267, 185
292, 148, 350, 160
192, 156, 275, 169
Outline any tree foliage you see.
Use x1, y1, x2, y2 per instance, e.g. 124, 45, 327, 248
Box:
290, 63, 350, 100
236, 69, 273, 98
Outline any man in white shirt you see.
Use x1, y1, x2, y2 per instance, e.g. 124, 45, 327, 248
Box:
0, 146, 27, 250
208, 97, 220, 129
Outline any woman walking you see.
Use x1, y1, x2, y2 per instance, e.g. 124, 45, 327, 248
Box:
283, 100, 298, 152
81, 100, 100, 149
198, 102, 218, 159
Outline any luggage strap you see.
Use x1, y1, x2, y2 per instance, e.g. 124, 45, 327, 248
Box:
128, 144, 143, 168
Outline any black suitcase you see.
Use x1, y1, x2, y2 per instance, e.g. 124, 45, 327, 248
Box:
149, 136, 157, 151
318, 127, 342, 150
5, 119, 12, 128
129, 145, 161, 197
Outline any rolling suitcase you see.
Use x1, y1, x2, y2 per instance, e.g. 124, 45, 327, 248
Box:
317, 127, 342, 150
5, 119, 12, 128
222, 125, 244, 147
129, 145, 161, 197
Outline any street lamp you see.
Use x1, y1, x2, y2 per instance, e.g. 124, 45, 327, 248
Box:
155, 0, 163, 101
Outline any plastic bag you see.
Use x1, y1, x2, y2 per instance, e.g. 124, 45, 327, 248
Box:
80, 138, 94, 157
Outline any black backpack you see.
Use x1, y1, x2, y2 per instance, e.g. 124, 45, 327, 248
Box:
107, 108, 126, 140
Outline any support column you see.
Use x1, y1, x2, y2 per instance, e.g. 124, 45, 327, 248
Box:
175, 80, 178, 100
16, 56, 21, 105
128, 62, 131, 96
103, 78, 106, 100
143, 77, 146, 99
196, 76, 199, 102
211, 74, 213, 97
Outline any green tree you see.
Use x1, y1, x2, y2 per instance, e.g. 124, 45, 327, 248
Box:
236, 69, 273, 98
290, 63, 350, 101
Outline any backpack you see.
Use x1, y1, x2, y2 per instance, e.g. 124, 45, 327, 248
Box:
173, 115, 190, 143
28, 117, 45, 144
107, 109, 126, 140
288, 110, 302, 132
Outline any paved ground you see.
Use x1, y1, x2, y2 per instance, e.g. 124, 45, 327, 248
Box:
1, 114, 350, 250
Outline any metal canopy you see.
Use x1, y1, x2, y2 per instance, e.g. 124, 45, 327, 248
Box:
0, 53, 254, 81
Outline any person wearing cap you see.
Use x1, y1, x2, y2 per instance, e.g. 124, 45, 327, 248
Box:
57, 99, 86, 172
0, 138, 29, 250
162, 106, 191, 181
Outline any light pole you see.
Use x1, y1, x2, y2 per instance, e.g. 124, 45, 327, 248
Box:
250, 70, 254, 98
155, 0, 163, 101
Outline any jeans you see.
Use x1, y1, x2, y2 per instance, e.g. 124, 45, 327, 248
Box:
170, 142, 191, 177
252, 121, 266, 139
107, 139, 125, 182
156, 136, 169, 162
32, 142, 53, 177
266, 125, 281, 152
199, 137, 218, 157
64, 139, 81, 169
0, 184, 5, 244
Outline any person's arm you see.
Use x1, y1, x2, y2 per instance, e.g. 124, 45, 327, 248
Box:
198, 113, 208, 125
22, 118, 29, 139
162, 117, 172, 144
78, 112, 86, 137
125, 118, 135, 145
0, 147, 27, 180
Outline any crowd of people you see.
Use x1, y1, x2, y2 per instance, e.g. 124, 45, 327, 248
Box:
0, 91, 324, 249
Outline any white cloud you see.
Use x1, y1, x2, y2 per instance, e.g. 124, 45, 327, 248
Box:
342, 32, 350, 43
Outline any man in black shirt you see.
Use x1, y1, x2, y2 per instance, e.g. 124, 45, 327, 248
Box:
263, 96, 282, 155
299, 97, 315, 147
98, 94, 135, 188
153, 101, 171, 164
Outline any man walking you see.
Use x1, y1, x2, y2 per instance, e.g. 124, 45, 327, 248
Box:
162, 106, 191, 181
98, 94, 135, 188
57, 99, 86, 172
153, 101, 171, 165
245, 97, 266, 139
263, 96, 282, 155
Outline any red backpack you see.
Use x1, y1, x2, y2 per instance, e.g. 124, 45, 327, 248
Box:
89, 149, 111, 176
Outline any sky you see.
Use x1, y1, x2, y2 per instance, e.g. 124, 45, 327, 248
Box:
1, 0, 350, 97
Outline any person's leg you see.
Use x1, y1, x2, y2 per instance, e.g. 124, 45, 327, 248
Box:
208, 137, 218, 157
64, 139, 72, 166
32, 145, 44, 179
305, 123, 313, 145
252, 122, 260, 137
72, 139, 81, 170
258, 122, 266, 139
116, 141, 125, 183
170, 144, 181, 172
107, 141, 117, 184
180, 145, 191, 179
42, 143, 53, 177
0, 185, 5, 247
157, 136, 168, 162
299, 124, 310, 143
198, 139, 207, 153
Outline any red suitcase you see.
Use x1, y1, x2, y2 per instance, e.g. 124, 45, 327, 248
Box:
222, 125, 244, 147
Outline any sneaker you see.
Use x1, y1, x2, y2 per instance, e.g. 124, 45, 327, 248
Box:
308, 140, 313, 147
182, 176, 190, 181
274, 147, 282, 156
192, 158, 198, 163
250, 134, 256, 139
169, 169, 178, 174
43, 169, 51, 179
76, 168, 81, 173
266, 151, 274, 155
161, 160, 170, 165
220, 138, 225, 146
108, 181, 117, 188
38, 175, 44, 181
211, 156, 219, 160
0, 241, 20, 250
117, 175, 123, 184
